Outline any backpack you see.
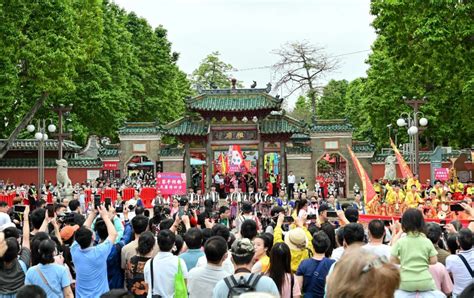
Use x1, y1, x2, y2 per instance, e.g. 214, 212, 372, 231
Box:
224, 273, 262, 298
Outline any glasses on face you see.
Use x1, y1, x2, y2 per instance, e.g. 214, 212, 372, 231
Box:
361, 255, 389, 274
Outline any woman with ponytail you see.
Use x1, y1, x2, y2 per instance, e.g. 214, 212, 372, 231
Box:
25, 239, 73, 298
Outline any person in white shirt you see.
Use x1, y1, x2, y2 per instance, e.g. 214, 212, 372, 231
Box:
144, 229, 188, 298
206, 185, 220, 208
187, 236, 231, 298
362, 219, 391, 259
446, 228, 474, 297
287, 171, 296, 199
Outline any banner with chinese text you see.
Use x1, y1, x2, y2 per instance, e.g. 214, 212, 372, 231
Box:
156, 172, 186, 195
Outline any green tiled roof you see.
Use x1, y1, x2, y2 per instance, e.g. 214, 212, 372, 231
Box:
260, 115, 304, 134
290, 133, 310, 141
0, 158, 102, 168
372, 150, 472, 163
160, 147, 184, 156
0, 139, 82, 152
352, 142, 375, 153
311, 119, 353, 133
118, 122, 161, 135
165, 117, 208, 136
287, 146, 312, 154
372, 152, 432, 163
187, 92, 282, 112
99, 146, 119, 157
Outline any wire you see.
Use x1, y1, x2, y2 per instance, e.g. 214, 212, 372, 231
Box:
230, 49, 371, 72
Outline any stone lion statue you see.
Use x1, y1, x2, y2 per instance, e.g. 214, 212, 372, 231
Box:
384, 155, 397, 181
56, 159, 72, 190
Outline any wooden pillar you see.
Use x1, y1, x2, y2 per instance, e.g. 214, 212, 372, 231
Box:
184, 142, 191, 188
258, 138, 264, 188
206, 130, 212, 190
280, 141, 286, 185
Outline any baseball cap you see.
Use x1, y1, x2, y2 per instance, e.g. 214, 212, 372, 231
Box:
231, 238, 255, 257
60, 225, 80, 241
318, 204, 329, 214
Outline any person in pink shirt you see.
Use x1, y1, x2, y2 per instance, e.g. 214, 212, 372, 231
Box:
428, 262, 453, 296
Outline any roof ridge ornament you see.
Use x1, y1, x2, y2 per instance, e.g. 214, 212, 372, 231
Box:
266, 82, 272, 93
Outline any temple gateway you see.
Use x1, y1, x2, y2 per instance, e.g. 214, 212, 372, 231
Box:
128, 83, 374, 197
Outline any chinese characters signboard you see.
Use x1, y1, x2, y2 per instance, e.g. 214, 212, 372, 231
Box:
434, 168, 449, 181
156, 172, 186, 195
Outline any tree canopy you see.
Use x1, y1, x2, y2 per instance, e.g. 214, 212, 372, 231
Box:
191, 51, 242, 89
0, 0, 191, 145
289, 1, 473, 150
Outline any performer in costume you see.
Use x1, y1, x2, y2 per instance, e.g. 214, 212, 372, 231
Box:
406, 174, 421, 192
385, 183, 406, 215
405, 185, 424, 208
351, 193, 366, 214
206, 185, 220, 209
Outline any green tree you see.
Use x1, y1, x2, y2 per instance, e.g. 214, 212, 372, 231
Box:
289, 95, 312, 123
0, 0, 94, 152
317, 79, 349, 119
344, 78, 371, 141
191, 52, 239, 89
362, 0, 474, 149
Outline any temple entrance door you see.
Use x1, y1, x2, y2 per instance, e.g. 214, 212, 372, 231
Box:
125, 155, 155, 182
315, 152, 348, 199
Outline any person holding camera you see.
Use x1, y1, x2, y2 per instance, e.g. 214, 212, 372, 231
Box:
71, 206, 118, 298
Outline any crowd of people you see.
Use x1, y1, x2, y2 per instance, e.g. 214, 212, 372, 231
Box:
0, 172, 473, 298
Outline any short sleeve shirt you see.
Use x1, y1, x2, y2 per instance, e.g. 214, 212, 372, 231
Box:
391, 233, 437, 291
296, 257, 335, 298
25, 263, 70, 298
71, 240, 113, 298
212, 274, 279, 298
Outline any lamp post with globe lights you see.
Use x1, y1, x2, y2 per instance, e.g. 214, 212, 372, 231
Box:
396, 97, 428, 175
26, 119, 56, 198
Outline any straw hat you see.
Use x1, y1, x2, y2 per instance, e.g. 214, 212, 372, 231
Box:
285, 227, 307, 250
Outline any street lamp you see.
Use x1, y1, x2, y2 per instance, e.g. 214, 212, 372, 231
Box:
396, 97, 428, 175
26, 119, 56, 199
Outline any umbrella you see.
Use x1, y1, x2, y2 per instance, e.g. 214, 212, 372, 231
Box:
191, 158, 206, 166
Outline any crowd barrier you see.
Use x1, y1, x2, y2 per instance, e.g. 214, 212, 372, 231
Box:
122, 188, 135, 201
0, 193, 16, 206
359, 214, 471, 227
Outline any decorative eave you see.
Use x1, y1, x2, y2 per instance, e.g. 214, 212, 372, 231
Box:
160, 147, 184, 157
311, 119, 353, 133
0, 139, 82, 152
290, 133, 310, 142
352, 141, 375, 153
98, 144, 119, 158
186, 87, 283, 113
118, 122, 161, 135
0, 158, 103, 168
164, 117, 209, 137
259, 114, 305, 135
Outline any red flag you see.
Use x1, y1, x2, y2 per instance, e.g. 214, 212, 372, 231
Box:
390, 138, 413, 179
347, 145, 377, 205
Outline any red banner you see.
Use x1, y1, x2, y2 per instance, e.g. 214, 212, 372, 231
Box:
156, 172, 186, 195
140, 187, 156, 208
390, 138, 413, 179
347, 145, 377, 205
102, 161, 119, 170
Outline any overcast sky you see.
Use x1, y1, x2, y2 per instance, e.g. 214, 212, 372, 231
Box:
113, 0, 376, 108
